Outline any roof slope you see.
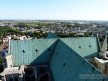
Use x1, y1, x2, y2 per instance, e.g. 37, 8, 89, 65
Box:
60, 37, 99, 58
9, 39, 57, 66
49, 40, 108, 81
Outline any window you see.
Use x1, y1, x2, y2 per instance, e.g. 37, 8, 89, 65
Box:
22, 50, 25, 53
89, 45, 91, 48
79, 46, 81, 48
63, 63, 66, 68
35, 49, 39, 52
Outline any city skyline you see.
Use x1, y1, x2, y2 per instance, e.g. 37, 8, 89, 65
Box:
0, 0, 108, 20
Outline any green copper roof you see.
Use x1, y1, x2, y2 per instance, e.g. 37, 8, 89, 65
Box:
60, 37, 99, 58
8, 37, 99, 66
50, 40, 108, 81
7, 37, 108, 81
47, 32, 58, 38
9, 39, 57, 66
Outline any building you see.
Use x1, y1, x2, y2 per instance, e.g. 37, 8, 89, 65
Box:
0, 33, 108, 81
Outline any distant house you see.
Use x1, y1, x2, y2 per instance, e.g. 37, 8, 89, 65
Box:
75, 32, 85, 36
19, 35, 27, 40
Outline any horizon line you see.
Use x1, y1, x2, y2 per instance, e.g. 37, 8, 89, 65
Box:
0, 19, 108, 21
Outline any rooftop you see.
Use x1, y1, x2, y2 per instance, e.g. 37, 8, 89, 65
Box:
1, 33, 108, 81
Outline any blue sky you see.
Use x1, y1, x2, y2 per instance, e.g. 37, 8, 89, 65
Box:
0, 0, 108, 20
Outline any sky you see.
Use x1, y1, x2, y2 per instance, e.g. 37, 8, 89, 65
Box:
0, 0, 108, 20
